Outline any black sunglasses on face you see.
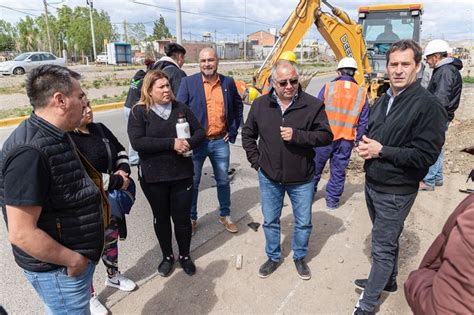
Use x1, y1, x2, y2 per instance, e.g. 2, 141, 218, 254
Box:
276, 78, 299, 87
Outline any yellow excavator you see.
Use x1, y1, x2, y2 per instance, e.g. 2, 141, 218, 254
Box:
239, 0, 423, 103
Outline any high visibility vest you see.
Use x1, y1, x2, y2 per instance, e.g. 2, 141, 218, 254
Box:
323, 80, 367, 141
262, 78, 271, 95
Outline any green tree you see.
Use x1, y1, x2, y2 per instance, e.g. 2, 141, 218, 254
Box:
128, 22, 147, 45
0, 20, 17, 51
57, 6, 116, 60
151, 15, 172, 40
35, 13, 59, 53
17, 16, 39, 52
56, 6, 74, 53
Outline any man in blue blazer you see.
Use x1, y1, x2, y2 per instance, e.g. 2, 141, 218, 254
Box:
177, 47, 243, 235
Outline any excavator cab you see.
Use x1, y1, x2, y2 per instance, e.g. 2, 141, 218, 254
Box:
358, 4, 423, 98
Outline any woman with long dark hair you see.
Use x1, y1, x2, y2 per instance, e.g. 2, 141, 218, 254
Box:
128, 70, 205, 276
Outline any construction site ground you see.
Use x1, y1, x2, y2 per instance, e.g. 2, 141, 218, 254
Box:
0, 63, 473, 314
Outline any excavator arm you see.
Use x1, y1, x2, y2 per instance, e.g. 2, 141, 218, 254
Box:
254, 0, 372, 90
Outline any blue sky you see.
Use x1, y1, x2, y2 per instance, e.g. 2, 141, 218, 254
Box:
1, 0, 473, 43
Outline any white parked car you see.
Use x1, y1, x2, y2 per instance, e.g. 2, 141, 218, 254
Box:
96, 53, 108, 64
0, 52, 66, 75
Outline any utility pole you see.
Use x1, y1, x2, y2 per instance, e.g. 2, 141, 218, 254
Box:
175, 0, 182, 44
43, 0, 53, 52
87, 0, 97, 61
123, 20, 128, 42
214, 30, 217, 43
243, 0, 247, 60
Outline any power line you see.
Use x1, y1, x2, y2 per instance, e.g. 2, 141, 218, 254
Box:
130, 0, 278, 28
0, 5, 39, 16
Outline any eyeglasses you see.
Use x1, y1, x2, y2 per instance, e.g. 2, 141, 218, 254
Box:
276, 78, 299, 87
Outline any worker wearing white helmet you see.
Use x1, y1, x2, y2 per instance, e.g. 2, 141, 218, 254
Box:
313, 56, 369, 210
420, 39, 463, 191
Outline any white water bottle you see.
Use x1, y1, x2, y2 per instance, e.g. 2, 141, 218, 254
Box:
176, 114, 192, 157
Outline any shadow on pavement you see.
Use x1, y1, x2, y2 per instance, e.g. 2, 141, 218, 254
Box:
141, 260, 229, 314
362, 228, 420, 267
280, 210, 345, 262
98, 185, 259, 302
314, 182, 364, 208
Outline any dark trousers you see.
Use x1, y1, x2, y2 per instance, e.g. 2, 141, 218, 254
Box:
140, 177, 193, 257
314, 139, 354, 207
359, 183, 417, 312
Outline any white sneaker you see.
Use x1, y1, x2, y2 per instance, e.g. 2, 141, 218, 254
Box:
90, 294, 108, 315
105, 272, 137, 291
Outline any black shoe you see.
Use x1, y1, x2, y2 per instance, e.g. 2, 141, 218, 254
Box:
258, 259, 280, 278
158, 255, 174, 277
354, 278, 398, 294
352, 307, 375, 315
294, 259, 311, 280
179, 256, 196, 276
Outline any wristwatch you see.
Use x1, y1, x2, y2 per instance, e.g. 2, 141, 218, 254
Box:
379, 146, 384, 158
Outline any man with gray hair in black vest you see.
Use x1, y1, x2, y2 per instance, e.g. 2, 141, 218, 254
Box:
0, 65, 108, 314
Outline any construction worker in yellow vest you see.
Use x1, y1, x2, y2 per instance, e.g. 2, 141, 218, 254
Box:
314, 57, 369, 210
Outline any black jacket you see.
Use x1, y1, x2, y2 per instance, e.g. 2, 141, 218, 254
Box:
127, 101, 205, 183
0, 114, 106, 272
427, 57, 463, 121
364, 82, 447, 194
70, 123, 130, 191
153, 60, 187, 96
242, 90, 333, 184
124, 70, 146, 109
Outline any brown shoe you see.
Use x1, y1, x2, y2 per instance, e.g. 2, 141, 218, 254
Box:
219, 216, 238, 233
191, 220, 197, 236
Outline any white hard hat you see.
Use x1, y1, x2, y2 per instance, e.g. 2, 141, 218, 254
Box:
424, 39, 450, 56
337, 57, 358, 70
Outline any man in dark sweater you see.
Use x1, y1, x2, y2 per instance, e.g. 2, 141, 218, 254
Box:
420, 39, 463, 191
352, 40, 447, 315
0, 65, 106, 313
242, 60, 333, 280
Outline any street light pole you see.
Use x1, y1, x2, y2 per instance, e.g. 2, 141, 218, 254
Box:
87, 0, 97, 61
176, 0, 182, 44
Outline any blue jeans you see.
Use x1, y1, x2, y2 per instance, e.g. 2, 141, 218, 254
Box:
124, 107, 139, 165
423, 122, 448, 187
191, 138, 230, 220
359, 184, 417, 312
423, 147, 444, 187
258, 170, 315, 261
24, 261, 95, 315
314, 139, 354, 207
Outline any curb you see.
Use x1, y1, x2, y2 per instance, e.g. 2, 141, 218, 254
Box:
0, 101, 125, 128
0, 71, 336, 128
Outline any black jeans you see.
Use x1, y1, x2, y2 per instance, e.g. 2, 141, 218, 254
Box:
359, 183, 417, 312
140, 177, 193, 258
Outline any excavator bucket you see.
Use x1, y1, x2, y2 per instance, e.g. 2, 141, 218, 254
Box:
298, 68, 319, 91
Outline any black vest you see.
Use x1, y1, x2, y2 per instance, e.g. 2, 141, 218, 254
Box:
0, 114, 105, 272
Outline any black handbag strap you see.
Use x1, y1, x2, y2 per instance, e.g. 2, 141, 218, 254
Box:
96, 124, 113, 174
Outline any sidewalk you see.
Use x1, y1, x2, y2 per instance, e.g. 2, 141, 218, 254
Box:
104, 144, 468, 314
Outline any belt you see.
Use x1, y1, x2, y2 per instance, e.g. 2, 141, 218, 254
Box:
207, 133, 226, 140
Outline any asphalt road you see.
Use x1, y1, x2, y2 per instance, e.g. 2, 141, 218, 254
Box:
0, 74, 334, 313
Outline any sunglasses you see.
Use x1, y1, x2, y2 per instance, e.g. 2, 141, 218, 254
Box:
276, 78, 299, 87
